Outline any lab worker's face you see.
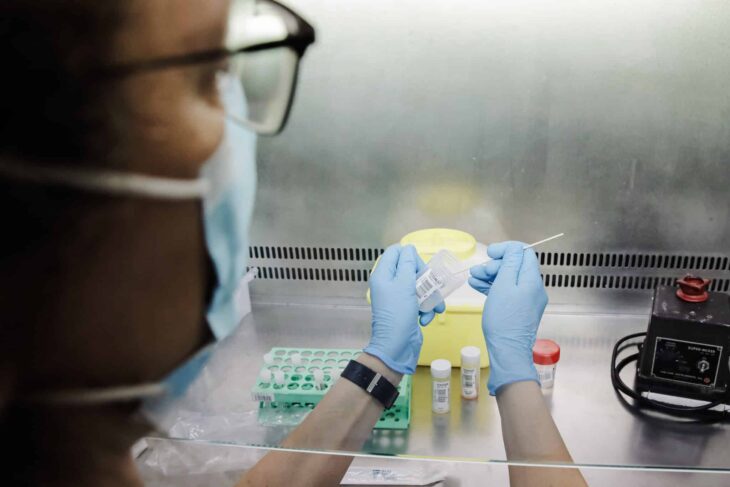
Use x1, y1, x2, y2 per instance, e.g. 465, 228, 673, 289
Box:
19, 0, 238, 407
107, 0, 240, 362
111, 0, 231, 178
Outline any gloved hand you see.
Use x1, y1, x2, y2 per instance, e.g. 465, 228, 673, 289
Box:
468, 241, 548, 395
364, 244, 446, 374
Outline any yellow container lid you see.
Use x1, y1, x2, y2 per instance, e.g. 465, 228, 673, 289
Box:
400, 228, 477, 261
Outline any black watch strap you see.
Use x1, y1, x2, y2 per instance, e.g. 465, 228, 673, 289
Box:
341, 360, 399, 409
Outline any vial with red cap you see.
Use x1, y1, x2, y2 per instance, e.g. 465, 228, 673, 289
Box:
533, 339, 560, 389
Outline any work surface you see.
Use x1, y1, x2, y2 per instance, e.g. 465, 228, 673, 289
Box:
137, 443, 729, 487
158, 302, 730, 476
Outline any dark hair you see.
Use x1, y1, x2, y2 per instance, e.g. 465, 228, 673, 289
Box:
0, 2, 129, 394
0, 1, 129, 268
0, 7, 130, 483
0, 1, 125, 162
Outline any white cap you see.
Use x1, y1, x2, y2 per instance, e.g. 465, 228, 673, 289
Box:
312, 369, 325, 383
461, 346, 481, 367
273, 370, 285, 384
430, 359, 452, 379
259, 369, 273, 382
291, 353, 302, 365
263, 353, 274, 365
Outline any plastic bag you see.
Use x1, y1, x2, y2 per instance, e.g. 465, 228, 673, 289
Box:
139, 438, 446, 486
341, 465, 446, 485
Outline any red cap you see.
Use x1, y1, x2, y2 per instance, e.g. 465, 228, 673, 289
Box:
676, 275, 711, 303
533, 339, 560, 365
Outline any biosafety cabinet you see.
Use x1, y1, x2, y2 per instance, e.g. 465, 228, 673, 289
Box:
148, 1, 730, 485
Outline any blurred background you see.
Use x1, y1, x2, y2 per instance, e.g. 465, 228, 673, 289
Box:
248, 0, 730, 307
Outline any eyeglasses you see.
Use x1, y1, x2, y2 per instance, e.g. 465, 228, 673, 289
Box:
99, 0, 315, 135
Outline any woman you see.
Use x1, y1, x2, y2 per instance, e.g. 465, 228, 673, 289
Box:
0, 1, 587, 486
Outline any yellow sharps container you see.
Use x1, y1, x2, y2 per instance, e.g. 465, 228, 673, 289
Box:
401, 229, 489, 369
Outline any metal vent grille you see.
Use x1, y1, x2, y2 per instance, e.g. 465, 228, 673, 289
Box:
248, 246, 730, 292
249, 246, 383, 262
250, 246, 730, 271
249, 266, 371, 282
248, 266, 730, 292
537, 252, 730, 271
541, 274, 730, 292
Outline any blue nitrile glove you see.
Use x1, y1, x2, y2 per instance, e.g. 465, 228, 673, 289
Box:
468, 241, 548, 395
364, 244, 446, 374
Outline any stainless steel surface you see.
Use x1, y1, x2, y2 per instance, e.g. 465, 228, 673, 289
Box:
253, 0, 730, 255
163, 303, 730, 472
137, 441, 730, 486
248, 0, 730, 311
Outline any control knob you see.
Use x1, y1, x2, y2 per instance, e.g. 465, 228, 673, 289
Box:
697, 359, 710, 373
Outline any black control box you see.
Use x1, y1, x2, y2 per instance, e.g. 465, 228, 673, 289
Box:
636, 285, 730, 402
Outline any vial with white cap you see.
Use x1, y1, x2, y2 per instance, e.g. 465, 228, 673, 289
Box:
273, 370, 286, 388
263, 352, 275, 366
259, 368, 273, 384
430, 359, 451, 414
312, 368, 325, 390
460, 346, 481, 399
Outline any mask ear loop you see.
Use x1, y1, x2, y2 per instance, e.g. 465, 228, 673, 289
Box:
20, 383, 167, 406
21, 345, 217, 407
0, 161, 206, 403
0, 159, 209, 200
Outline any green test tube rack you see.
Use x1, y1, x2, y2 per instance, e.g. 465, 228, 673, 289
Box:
252, 347, 412, 429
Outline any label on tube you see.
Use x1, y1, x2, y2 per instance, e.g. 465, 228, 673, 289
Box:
416, 269, 442, 305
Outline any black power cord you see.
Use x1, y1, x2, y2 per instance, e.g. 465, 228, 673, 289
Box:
611, 332, 728, 420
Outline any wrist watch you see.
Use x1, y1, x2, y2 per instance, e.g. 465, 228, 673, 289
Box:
341, 360, 399, 409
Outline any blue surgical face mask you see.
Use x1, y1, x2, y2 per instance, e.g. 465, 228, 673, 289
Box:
7, 72, 257, 414
203, 73, 257, 341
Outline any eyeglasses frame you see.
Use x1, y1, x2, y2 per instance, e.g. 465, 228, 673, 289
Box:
95, 0, 315, 134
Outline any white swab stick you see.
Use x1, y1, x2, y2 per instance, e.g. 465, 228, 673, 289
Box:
459, 233, 565, 273
522, 233, 565, 250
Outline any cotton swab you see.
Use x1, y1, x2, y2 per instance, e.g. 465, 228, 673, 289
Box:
458, 233, 565, 274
